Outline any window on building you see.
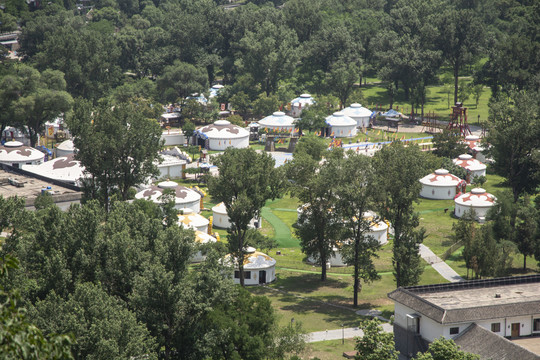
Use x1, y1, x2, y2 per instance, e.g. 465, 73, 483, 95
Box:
491, 323, 501, 332
534, 319, 540, 332
234, 271, 252, 279
450, 327, 459, 335
234, 271, 240, 279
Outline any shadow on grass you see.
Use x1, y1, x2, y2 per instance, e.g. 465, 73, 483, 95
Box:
280, 298, 361, 328
272, 273, 350, 294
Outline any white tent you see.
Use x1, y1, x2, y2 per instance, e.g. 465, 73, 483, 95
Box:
258, 112, 296, 132
341, 103, 373, 128
454, 188, 496, 223
419, 169, 466, 200
453, 154, 486, 183
225, 247, 276, 285
177, 211, 210, 233
290, 94, 315, 118
22, 154, 85, 185
135, 180, 201, 212
191, 231, 218, 263
325, 112, 357, 138
212, 202, 261, 229
0, 141, 44, 168
196, 120, 249, 150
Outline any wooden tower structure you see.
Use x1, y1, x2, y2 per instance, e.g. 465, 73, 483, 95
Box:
448, 102, 471, 136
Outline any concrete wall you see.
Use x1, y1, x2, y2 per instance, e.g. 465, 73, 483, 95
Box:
158, 164, 183, 179
208, 137, 249, 150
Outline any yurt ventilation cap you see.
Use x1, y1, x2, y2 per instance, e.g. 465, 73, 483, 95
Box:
471, 188, 486, 195
4, 141, 23, 147
300, 94, 311, 98
158, 180, 178, 189
214, 120, 231, 126
434, 169, 449, 175
273, 111, 286, 116
458, 154, 473, 160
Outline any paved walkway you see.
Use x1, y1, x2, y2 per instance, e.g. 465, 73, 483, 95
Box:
419, 244, 464, 282
260, 207, 298, 248
308, 322, 393, 342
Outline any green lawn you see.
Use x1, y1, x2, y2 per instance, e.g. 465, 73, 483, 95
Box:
303, 339, 358, 360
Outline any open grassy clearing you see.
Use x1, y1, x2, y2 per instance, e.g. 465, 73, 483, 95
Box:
302, 339, 357, 360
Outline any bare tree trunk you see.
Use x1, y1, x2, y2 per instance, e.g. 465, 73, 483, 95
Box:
353, 237, 360, 307
454, 64, 459, 105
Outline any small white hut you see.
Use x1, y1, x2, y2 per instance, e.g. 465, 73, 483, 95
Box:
453, 154, 487, 183
325, 112, 358, 138
177, 210, 210, 233
419, 169, 466, 200
341, 103, 373, 128
454, 188, 496, 223
464, 135, 488, 163
226, 247, 276, 285
156, 154, 186, 179
196, 120, 249, 150
212, 202, 261, 229
209, 84, 224, 98
258, 112, 296, 133
21, 154, 84, 185
290, 94, 315, 118
135, 180, 201, 213
55, 139, 75, 158
0, 141, 45, 168
191, 231, 218, 263
161, 129, 185, 146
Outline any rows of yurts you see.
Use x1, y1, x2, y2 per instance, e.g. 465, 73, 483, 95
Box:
0, 88, 494, 286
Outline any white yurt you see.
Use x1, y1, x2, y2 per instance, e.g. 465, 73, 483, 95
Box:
161, 129, 185, 146
325, 112, 358, 138
196, 120, 249, 151
0, 141, 44, 168
341, 103, 373, 128
21, 154, 85, 185
209, 84, 224, 98
464, 135, 488, 163
177, 210, 210, 233
135, 180, 201, 212
226, 247, 276, 285
419, 169, 466, 200
290, 94, 315, 117
55, 139, 75, 158
258, 112, 296, 133
453, 154, 487, 183
191, 231, 218, 263
156, 154, 186, 179
454, 188, 497, 223
211, 202, 261, 229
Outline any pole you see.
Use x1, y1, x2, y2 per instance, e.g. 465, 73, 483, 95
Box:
342, 324, 344, 345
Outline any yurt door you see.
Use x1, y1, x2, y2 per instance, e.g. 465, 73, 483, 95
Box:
259, 270, 266, 284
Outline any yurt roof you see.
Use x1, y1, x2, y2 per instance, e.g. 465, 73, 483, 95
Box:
135, 182, 201, 204
56, 139, 75, 151
464, 135, 485, 152
196, 120, 249, 139
325, 112, 357, 127
363, 211, 389, 231
156, 154, 186, 167
226, 248, 276, 269
342, 103, 373, 118
178, 212, 209, 229
195, 230, 217, 244
161, 112, 181, 119
453, 154, 486, 171
212, 202, 227, 215
455, 188, 496, 207
21, 154, 85, 183
258, 112, 296, 127
0, 141, 45, 162
291, 93, 315, 106
419, 169, 463, 187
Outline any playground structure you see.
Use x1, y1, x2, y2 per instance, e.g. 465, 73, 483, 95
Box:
447, 102, 471, 136
421, 111, 445, 133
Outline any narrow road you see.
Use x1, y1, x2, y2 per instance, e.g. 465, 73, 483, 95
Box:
307, 322, 393, 342
419, 244, 464, 282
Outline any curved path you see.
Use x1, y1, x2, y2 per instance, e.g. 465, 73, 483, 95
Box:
260, 207, 299, 247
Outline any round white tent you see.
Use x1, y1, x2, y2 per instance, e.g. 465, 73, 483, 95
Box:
22, 154, 85, 185
419, 169, 466, 200
341, 103, 373, 128
177, 211, 210, 233
290, 94, 315, 118
211, 202, 261, 229
325, 112, 357, 138
135, 181, 201, 212
191, 231, 218, 263
454, 188, 496, 223
453, 154, 487, 183
196, 120, 249, 150
55, 139, 75, 158
258, 112, 296, 133
0, 141, 44, 168
464, 135, 488, 163
209, 84, 224, 98
226, 247, 276, 285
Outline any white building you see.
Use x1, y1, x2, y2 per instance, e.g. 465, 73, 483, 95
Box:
177, 211, 210, 233
211, 202, 261, 229
21, 154, 85, 185
464, 135, 489, 163
290, 94, 315, 118
191, 231, 218, 263
55, 139, 75, 158
419, 169, 466, 200
161, 129, 185, 146
195, 120, 250, 150
389, 275, 540, 359
258, 112, 296, 133
156, 154, 186, 179
226, 247, 276, 285
325, 112, 358, 138
454, 188, 496, 223
2, 126, 33, 146
341, 103, 373, 128
135, 180, 201, 213
453, 154, 487, 183
0, 141, 45, 168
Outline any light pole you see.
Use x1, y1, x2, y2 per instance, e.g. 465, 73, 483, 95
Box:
291, 317, 295, 328
342, 324, 344, 345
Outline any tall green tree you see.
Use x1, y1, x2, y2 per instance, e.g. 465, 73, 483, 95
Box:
207, 148, 285, 286
326, 60, 361, 109
335, 152, 381, 307
67, 100, 162, 211
372, 142, 428, 287
157, 60, 208, 104
355, 319, 398, 360
487, 91, 540, 202
414, 337, 479, 360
